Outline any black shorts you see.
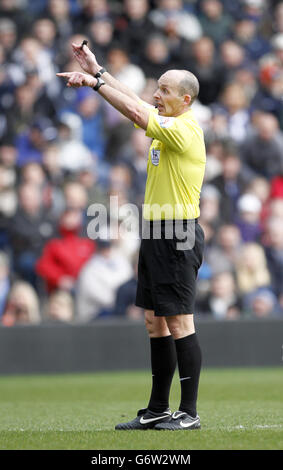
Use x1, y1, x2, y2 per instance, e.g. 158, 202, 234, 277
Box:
135, 219, 204, 316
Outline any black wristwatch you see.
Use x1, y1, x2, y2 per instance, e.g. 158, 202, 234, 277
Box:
95, 68, 106, 78
93, 77, 106, 91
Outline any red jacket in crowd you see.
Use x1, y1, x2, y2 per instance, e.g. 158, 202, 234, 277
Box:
36, 224, 95, 292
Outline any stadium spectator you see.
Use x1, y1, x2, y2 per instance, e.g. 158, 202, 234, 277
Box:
232, 15, 271, 61
19, 160, 60, 214
75, 87, 106, 159
63, 180, 88, 212
15, 117, 56, 167
114, 0, 155, 64
8, 183, 56, 288
235, 242, 271, 297
220, 40, 248, 81
235, 193, 262, 242
210, 147, 248, 222
241, 0, 266, 22
77, 164, 108, 210
36, 208, 95, 293
253, 76, 283, 129
0, 18, 17, 58
189, 36, 226, 105
74, 0, 112, 33
117, 128, 150, 206
204, 140, 226, 178
0, 143, 17, 169
55, 113, 94, 173
76, 231, 133, 322
218, 82, 251, 144
87, 17, 114, 66
44, 0, 74, 45
240, 112, 283, 179
62, 180, 89, 234
253, 39, 283, 128
108, 163, 135, 207
233, 65, 258, 104
273, 2, 283, 35
5, 75, 57, 151
42, 142, 64, 186
32, 17, 58, 55
197, 271, 242, 319
12, 36, 57, 91
199, 0, 233, 47
199, 184, 222, 229
142, 34, 177, 80
244, 287, 282, 318
1, 280, 41, 326
0, 40, 25, 105
20, 161, 46, 187
246, 176, 271, 224
106, 44, 146, 95
205, 223, 242, 275
0, 0, 32, 38
149, 0, 203, 43
43, 289, 74, 323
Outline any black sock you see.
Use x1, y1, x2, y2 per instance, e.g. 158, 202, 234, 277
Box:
175, 333, 202, 418
147, 335, 177, 413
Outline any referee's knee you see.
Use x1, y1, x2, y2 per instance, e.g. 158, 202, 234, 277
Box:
165, 314, 195, 339
144, 310, 169, 337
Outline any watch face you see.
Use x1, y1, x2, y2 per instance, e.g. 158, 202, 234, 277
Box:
94, 77, 105, 90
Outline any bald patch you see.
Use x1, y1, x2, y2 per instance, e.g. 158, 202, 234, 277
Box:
159, 70, 200, 105
178, 70, 199, 105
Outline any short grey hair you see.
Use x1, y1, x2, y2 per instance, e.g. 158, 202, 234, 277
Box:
178, 71, 199, 105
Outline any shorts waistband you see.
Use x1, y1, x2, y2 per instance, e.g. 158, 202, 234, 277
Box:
146, 218, 199, 225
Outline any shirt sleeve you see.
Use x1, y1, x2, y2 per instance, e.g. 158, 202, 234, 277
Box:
145, 110, 192, 153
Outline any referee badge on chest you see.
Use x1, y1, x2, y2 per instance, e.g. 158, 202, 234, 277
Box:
151, 148, 160, 166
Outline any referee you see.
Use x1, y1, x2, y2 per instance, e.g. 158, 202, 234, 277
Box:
57, 41, 206, 431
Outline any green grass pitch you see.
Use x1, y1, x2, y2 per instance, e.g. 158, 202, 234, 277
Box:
0, 367, 282, 450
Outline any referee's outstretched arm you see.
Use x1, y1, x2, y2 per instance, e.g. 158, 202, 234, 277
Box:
57, 69, 150, 130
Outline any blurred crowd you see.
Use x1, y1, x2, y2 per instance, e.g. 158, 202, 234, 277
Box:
0, 0, 283, 326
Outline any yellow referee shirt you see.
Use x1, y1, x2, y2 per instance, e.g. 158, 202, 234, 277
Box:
142, 107, 206, 221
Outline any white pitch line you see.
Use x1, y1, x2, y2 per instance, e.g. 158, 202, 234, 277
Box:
228, 424, 283, 430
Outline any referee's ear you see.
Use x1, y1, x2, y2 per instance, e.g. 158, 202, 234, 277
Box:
184, 94, 192, 107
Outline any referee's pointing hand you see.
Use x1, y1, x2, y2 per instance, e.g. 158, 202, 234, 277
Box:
56, 71, 96, 88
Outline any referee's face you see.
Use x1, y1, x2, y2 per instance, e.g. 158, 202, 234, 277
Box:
153, 71, 189, 117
